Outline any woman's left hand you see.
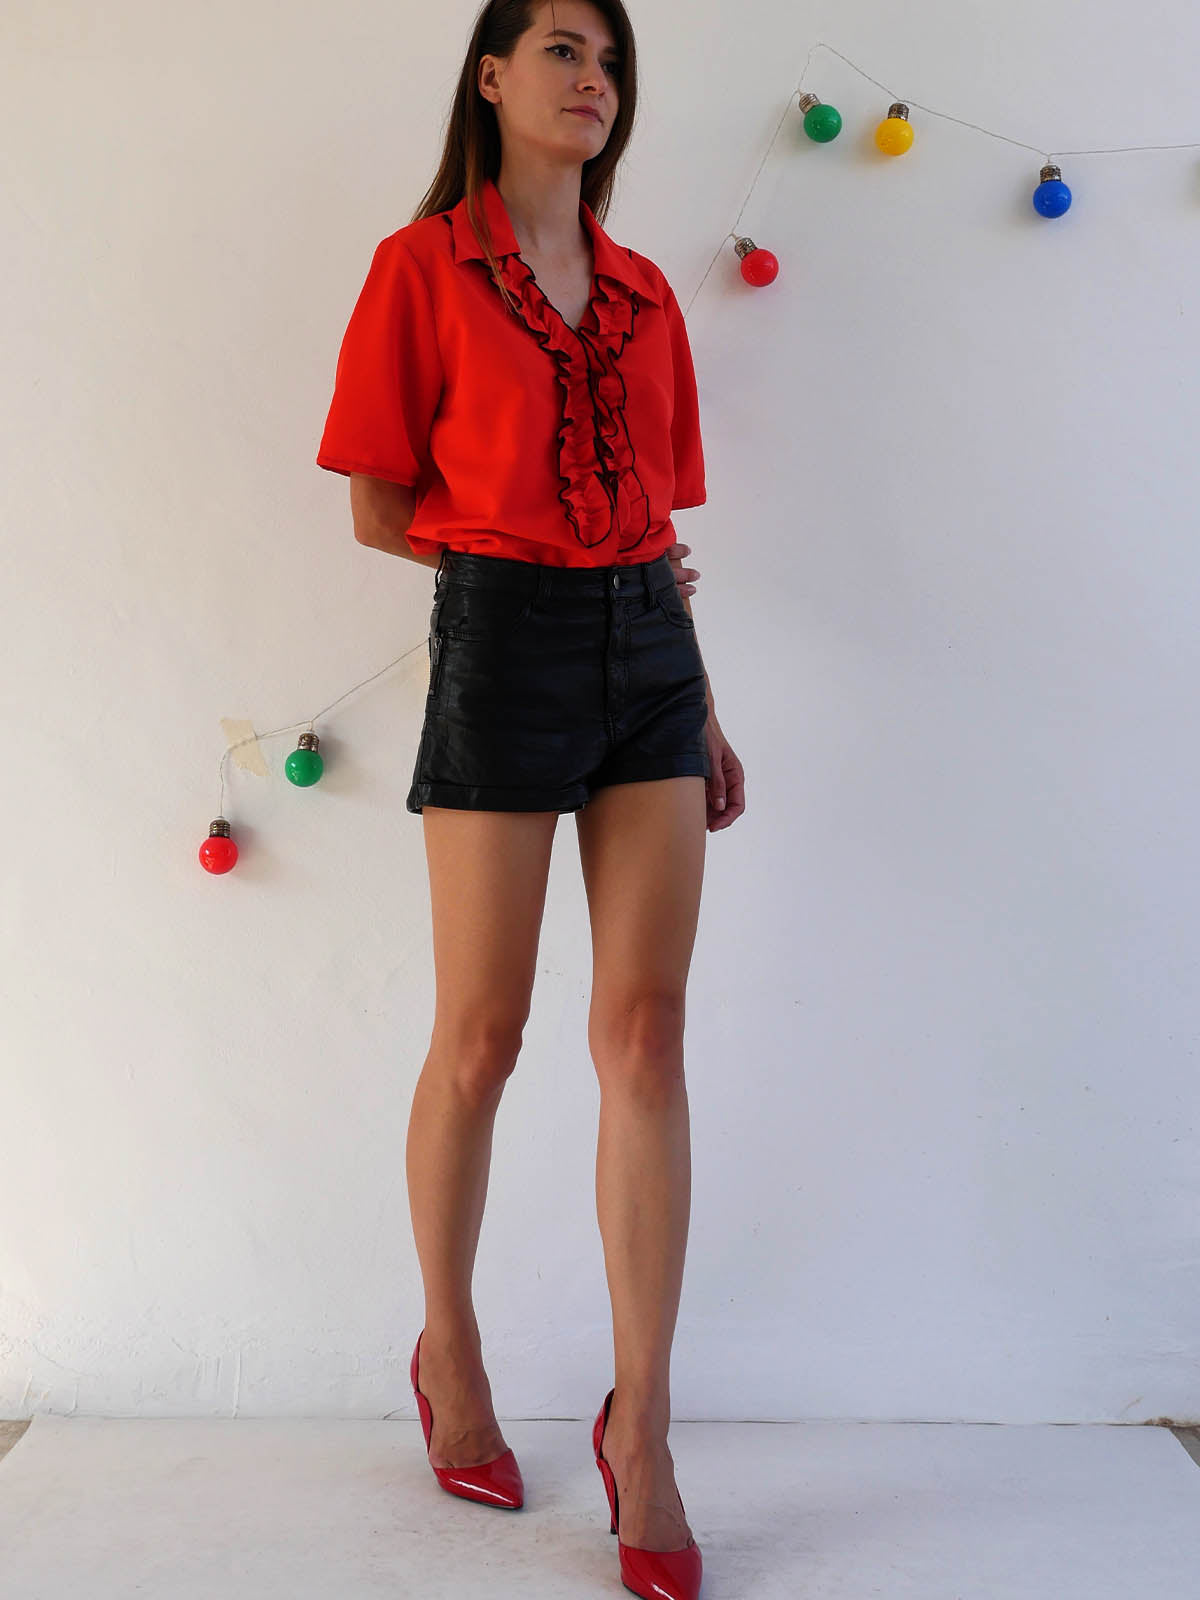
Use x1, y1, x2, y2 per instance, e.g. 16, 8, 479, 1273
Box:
704, 711, 745, 831
667, 542, 699, 597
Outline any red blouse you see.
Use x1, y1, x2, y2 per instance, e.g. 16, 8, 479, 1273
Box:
315, 176, 706, 567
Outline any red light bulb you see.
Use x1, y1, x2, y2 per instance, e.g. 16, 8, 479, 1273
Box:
198, 817, 239, 874
733, 235, 779, 287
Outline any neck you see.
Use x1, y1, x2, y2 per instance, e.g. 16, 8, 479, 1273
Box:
495, 163, 587, 258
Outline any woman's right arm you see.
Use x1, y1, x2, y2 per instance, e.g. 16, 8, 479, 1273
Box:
350, 473, 439, 567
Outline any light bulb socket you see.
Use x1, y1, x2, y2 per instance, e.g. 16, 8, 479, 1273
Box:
209, 818, 231, 838
733, 236, 756, 261
797, 92, 821, 113
297, 731, 320, 752
887, 101, 910, 121
1040, 163, 1062, 183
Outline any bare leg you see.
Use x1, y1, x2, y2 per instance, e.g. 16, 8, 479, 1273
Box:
409, 805, 558, 1468
594, 1029, 696, 1551
575, 776, 707, 1552
407, 1057, 511, 1468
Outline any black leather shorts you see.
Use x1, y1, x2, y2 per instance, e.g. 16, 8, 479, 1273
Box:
406, 547, 711, 814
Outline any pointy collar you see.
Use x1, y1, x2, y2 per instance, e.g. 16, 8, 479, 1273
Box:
449, 175, 662, 306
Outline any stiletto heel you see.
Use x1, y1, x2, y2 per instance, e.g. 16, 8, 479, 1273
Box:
410, 1329, 524, 1509
592, 1387, 703, 1600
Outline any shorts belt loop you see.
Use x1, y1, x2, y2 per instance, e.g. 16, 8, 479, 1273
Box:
642, 560, 656, 607
435, 548, 448, 587
534, 566, 548, 609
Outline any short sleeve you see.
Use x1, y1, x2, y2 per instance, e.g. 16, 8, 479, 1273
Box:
315, 235, 444, 487
662, 281, 706, 509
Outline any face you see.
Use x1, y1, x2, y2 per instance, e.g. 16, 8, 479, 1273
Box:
479, 0, 622, 158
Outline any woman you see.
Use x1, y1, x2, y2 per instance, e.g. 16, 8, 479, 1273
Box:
316, 4, 745, 1596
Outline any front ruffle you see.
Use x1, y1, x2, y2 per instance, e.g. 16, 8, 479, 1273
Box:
490, 253, 653, 553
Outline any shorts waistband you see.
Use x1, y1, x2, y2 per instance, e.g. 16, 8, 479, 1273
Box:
435, 547, 677, 602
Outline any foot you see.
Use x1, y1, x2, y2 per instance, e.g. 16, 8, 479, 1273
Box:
417, 1331, 511, 1471
600, 1407, 694, 1553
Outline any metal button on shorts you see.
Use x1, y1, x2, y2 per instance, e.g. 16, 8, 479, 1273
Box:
406, 548, 710, 814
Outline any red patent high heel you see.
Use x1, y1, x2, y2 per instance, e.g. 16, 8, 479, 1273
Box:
410, 1329, 524, 1509
592, 1387, 703, 1600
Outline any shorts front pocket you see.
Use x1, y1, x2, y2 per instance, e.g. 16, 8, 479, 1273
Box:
426, 627, 447, 698
434, 581, 536, 641
655, 583, 696, 630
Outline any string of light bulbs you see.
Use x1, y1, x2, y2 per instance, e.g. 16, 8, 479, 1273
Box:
199, 37, 1200, 874
680, 38, 1200, 313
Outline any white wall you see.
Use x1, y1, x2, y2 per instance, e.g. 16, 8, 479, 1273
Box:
2, 0, 1198, 1425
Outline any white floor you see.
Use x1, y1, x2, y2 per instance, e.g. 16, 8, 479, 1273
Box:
1, 1414, 1198, 1598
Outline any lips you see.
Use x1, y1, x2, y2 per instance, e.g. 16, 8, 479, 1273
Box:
567, 107, 602, 123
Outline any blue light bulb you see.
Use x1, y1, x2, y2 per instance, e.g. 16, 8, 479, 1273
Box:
1033, 162, 1072, 218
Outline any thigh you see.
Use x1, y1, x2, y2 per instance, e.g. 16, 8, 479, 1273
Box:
423, 807, 559, 1053
574, 776, 707, 1059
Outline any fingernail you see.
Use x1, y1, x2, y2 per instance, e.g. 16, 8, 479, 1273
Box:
716, 797, 725, 809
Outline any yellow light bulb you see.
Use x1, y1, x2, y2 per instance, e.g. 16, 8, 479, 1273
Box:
875, 100, 915, 156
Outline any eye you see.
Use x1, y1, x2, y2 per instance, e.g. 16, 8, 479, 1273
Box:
547, 43, 621, 76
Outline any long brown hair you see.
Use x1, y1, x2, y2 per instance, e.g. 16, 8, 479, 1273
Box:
410, 0, 638, 316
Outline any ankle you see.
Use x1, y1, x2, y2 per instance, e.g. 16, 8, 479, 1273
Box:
421, 1319, 482, 1357
606, 1398, 672, 1455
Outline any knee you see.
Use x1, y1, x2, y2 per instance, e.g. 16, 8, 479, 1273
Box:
590, 991, 688, 1098
430, 1015, 525, 1101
